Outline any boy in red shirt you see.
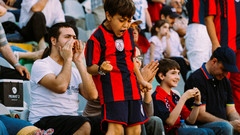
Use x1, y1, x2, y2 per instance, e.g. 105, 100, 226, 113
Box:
85, 0, 152, 134
152, 59, 214, 134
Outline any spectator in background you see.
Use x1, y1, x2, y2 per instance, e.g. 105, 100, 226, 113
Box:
167, 0, 188, 38
143, 20, 171, 65
133, 0, 152, 32
185, 47, 238, 134
184, 0, 212, 72
0, 4, 16, 23
132, 0, 152, 55
19, 0, 65, 50
0, 0, 22, 22
29, 23, 98, 134
160, 5, 190, 82
0, 22, 29, 80
204, 0, 240, 115
147, 0, 165, 24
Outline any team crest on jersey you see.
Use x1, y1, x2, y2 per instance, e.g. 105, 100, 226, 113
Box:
115, 39, 124, 51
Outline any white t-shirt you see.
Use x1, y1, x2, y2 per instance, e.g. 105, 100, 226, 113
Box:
144, 35, 166, 65
29, 56, 81, 124
19, 0, 65, 28
133, 0, 148, 29
162, 29, 183, 57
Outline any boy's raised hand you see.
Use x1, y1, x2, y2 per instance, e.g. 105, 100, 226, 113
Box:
141, 60, 159, 83
100, 61, 113, 73
139, 80, 152, 93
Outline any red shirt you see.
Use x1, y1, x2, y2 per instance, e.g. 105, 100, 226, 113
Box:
85, 22, 141, 104
152, 86, 191, 133
148, 2, 163, 23
205, 0, 240, 51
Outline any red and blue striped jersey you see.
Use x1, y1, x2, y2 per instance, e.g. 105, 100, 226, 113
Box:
205, 0, 240, 51
85, 22, 141, 104
186, 0, 206, 25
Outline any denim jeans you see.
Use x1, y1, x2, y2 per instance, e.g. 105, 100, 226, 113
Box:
141, 116, 165, 135
0, 115, 33, 135
178, 127, 214, 135
199, 121, 233, 135
0, 120, 8, 135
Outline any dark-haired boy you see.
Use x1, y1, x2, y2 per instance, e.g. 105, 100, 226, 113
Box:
152, 59, 214, 134
85, 0, 152, 134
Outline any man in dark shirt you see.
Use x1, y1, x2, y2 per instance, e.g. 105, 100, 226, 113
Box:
185, 47, 240, 133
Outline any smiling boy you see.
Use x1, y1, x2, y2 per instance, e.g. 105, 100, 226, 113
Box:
152, 59, 214, 134
85, 0, 152, 135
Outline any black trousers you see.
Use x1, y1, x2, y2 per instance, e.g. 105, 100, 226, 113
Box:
0, 66, 28, 80
21, 12, 48, 43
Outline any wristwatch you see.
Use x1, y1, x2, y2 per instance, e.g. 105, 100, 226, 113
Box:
98, 66, 106, 75
193, 102, 202, 107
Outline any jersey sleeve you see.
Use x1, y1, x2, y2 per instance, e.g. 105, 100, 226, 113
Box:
85, 36, 101, 66
152, 93, 170, 122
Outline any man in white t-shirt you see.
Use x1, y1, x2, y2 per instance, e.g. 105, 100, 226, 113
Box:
29, 23, 98, 134
19, 0, 65, 50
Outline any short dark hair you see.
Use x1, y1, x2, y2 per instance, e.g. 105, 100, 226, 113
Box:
151, 20, 169, 36
42, 23, 77, 59
155, 58, 180, 84
104, 0, 136, 19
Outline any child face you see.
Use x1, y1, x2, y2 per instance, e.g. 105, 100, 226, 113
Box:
159, 23, 169, 36
162, 69, 180, 88
107, 13, 132, 37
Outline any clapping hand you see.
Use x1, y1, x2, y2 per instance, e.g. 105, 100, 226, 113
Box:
141, 60, 159, 83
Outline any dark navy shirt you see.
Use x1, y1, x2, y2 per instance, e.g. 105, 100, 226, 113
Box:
185, 63, 234, 120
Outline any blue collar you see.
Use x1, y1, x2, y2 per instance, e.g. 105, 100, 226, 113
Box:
200, 63, 213, 79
